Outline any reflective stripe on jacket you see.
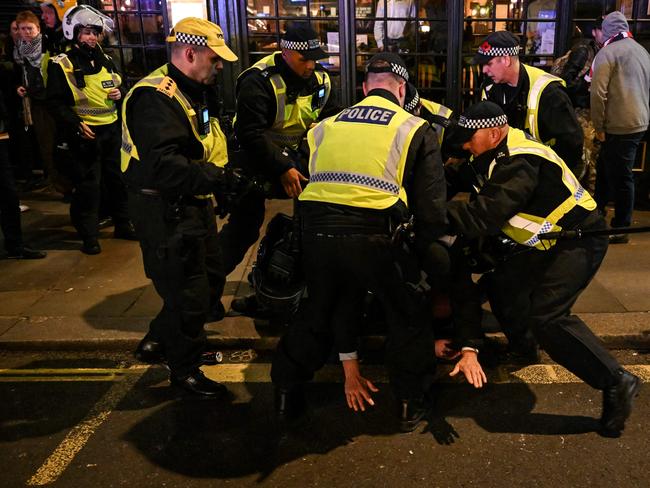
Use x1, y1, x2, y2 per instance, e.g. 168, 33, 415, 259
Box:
51, 53, 121, 125
493, 128, 596, 250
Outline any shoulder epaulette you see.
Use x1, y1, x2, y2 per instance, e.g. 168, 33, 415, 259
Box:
156, 76, 177, 98
51, 53, 73, 70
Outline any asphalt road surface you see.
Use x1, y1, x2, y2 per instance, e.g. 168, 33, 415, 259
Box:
1, 350, 649, 487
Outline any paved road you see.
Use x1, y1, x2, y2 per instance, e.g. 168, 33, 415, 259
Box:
1, 350, 649, 488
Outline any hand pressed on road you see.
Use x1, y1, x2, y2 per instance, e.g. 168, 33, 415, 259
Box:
280, 167, 308, 198
343, 359, 379, 412
450, 350, 487, 388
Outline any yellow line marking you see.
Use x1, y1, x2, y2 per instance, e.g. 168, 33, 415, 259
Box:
0, 367, 146, 375
26, 365, 147, 486
0, 376, 121, 382
201, 363, 650, 385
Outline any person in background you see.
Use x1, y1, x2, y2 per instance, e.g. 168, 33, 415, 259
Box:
374, 0, 416, 52
39, 0, 76, 56
47, 5, 135, 255
14, 10, 62, 193
473, 30, 584, 174
0, 85, 47, 260
591, 11, 650, 244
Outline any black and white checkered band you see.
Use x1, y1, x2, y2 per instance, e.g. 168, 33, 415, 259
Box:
280, 38, 321, 51
404, 91, 420, 113
477, 45, 521, 57
458, 114, 508, 129
367, 63, 409, 82
174, 32, 208, 46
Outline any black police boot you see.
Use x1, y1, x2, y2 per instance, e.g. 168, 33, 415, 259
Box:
206, 301, 226, 322
600, 369, 641, 438
134, 336, 165, 364
6, 246, 47, 260
81, 238, 101, 255
113, 222, 138, 241
230, 294, 271, 318
500, 343, 541, 366
170, 369, 228, 397
274, 386, 306, 421
398, 397, 431, 433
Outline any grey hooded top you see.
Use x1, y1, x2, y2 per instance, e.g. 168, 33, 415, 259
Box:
591, 11, 650, 134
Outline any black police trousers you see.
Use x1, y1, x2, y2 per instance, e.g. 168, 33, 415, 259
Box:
271, 227, 436, 400
128, 193, 225, 376
483, 214, 621, 390
0, 140, 23, 253
63, 121, 128, 240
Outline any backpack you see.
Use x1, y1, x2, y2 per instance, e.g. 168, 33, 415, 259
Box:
551, 42, 596, 82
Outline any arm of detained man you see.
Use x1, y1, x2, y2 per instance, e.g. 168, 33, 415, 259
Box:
234, 74, 296, 179
342, 358, 379, 412
128, 89, 228, 196
538, 83, 583, 171
446, 155, 538, 239
450, 349, 487, 388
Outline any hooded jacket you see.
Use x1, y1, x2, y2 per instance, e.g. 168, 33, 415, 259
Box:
590, 11, 650, 135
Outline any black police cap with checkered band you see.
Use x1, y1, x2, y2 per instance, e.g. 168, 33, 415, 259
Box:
404, 83, 420, 114
281, 24, 327, 61
366, 52, 409, 82
449, 101, 508, 145
472, 31, 522, 65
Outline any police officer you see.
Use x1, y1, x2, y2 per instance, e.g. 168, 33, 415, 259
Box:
271, 53, 453, 432
47, 5, 133, 254
121, 17, 240, 397
224, 24, 339, 316
447, 101, 640, 438
474, 31, 584, 173
404, 83, 453, 157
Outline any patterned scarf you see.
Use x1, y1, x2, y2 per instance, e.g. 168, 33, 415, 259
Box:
586, 31, 633, 83
15, 34, 44, 68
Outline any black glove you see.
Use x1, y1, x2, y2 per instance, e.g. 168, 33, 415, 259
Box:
213, 166, 251, 219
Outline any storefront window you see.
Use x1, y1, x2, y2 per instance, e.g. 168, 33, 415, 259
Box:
99, 0, 166, 87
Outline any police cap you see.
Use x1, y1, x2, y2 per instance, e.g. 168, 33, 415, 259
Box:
472, 31, 521, 65
404, 82, 420, 114
448, 101, 508, 145
281, 24, 327, 60
167, 17, 238, 62
366, 52, 409, 82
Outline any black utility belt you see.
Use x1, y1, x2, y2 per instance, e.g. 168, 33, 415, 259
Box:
131, 188, 208, 208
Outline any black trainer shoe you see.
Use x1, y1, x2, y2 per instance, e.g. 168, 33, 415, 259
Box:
81, 238, 101, 255
170, 369, 228, 397
600, 369, 641, 438
398, 397, 430, 433
6, 246, 47, 260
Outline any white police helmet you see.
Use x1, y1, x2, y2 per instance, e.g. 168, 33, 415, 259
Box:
62, 5, 114, 41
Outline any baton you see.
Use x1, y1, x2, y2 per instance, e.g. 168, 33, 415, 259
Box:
539, 226, 650, 241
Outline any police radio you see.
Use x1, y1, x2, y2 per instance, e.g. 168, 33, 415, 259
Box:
311, 83, 326, 110
196, 104, 210, 136
73, 68, 86, 89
